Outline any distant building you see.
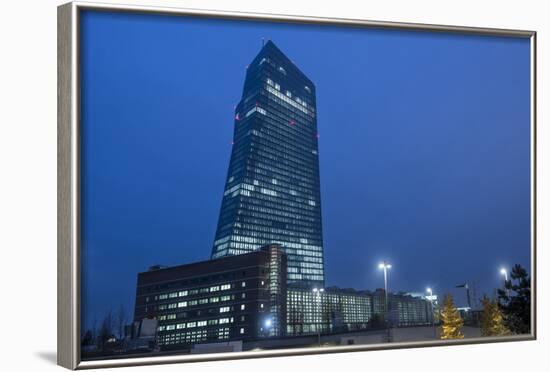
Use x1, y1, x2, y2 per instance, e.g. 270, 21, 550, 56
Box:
287, 287, 433, 336
287, 287, 373, 336
388, 292, 433, 327
133, 245, 287, 349
123, 318, 158, 352
211, 40, 325, 289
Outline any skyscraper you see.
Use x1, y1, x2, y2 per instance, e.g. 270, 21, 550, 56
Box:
211, 41, 324, 289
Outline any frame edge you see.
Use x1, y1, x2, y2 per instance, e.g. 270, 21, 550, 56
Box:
64, 2, 537, 369
58, 1, 78, 370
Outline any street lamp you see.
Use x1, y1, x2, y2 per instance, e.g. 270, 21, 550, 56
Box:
263, 317, 273, 339
378, 261, 392, 342
426, 287, 436, 338
500, 268, 508, 282
312, 287, 324, 346
500, 268, 510, 297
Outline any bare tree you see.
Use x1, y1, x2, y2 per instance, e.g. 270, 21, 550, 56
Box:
91, 317, 97, 342
98, 311, 114, 350
116, 304, 127, 340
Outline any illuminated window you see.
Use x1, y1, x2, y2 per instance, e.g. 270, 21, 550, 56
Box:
178, 302, 187, 308
220, 307, 230, 313
241, 304, 246, 310
241, 282, 246, 288
240, 328, 245, 334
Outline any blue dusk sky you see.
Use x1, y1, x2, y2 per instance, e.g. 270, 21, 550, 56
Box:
80, 10, 531, 328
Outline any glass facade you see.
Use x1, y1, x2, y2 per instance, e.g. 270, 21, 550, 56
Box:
388, 293, 433, 327
287, 288, 433, 336
287, 288, 373, 336
211, 41, 324, 289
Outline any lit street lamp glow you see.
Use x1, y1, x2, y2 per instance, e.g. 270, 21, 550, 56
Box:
500, 268, 510, 298
500, 268, 508, 282
426, 287, 436, 338
312, 287, 324, 346
378, 261, 392, 342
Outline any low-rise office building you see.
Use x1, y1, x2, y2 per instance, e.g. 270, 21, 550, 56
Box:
133, 244, 287, 349
287, 287, 373, 336
389, 292, 434, 327
287, 287, 433, 336
134, 246, 434, 348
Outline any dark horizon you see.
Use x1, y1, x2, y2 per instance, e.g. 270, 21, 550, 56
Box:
80, 11, 531, 330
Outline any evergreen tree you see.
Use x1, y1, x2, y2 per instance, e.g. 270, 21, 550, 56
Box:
480, 295, 510, 336
439, 294, 464, 340
497, 264, 531, 334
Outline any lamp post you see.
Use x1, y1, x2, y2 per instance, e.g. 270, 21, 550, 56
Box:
378, 261, 392, 342
500, 268, 508, 282
500, 268, 510, 298
312, 287, 324, 346
426, 287, 436, 338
